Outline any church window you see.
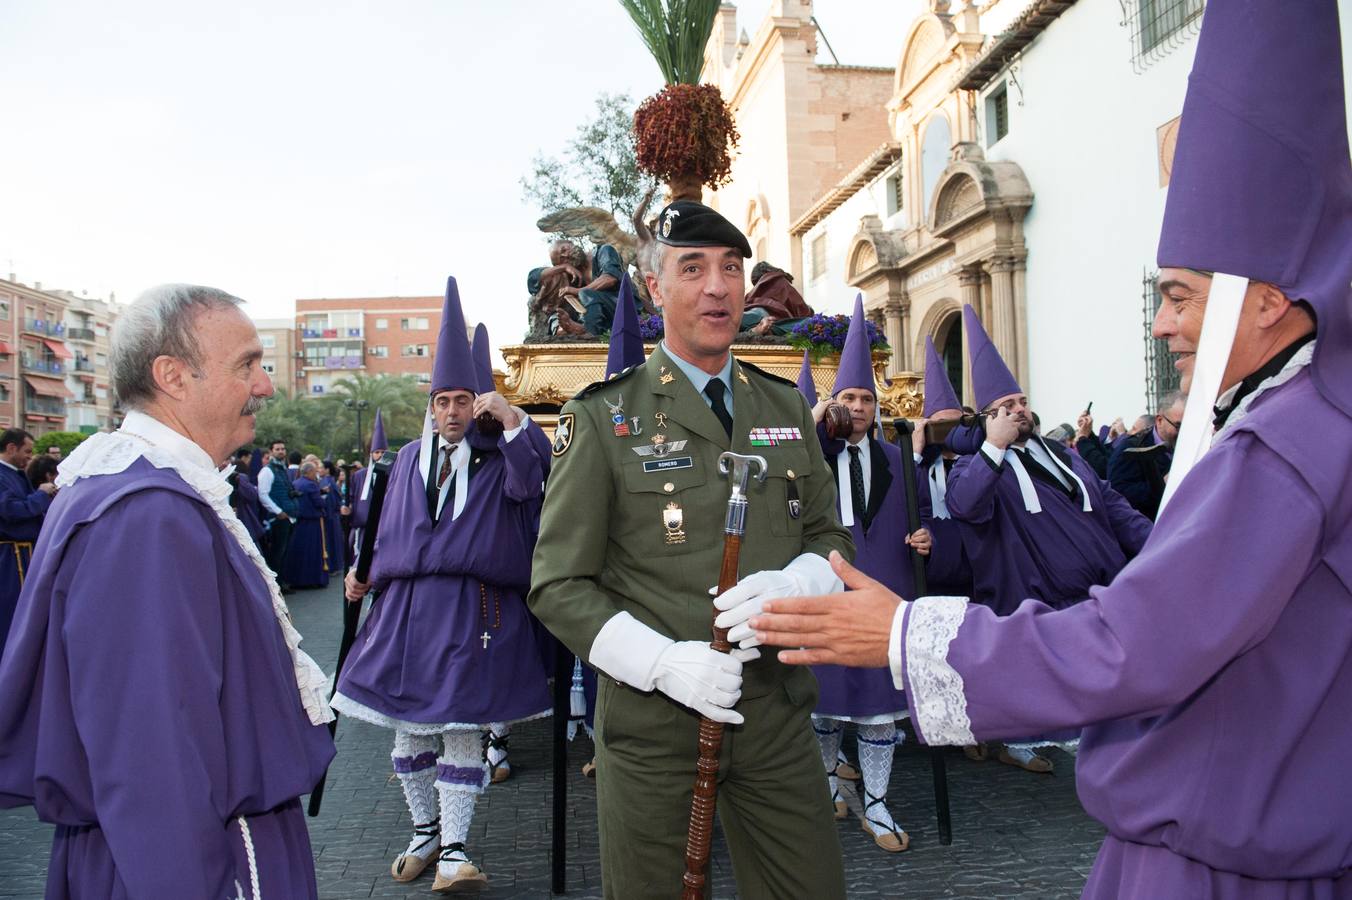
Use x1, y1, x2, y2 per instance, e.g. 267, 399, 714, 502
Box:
1125, 0, 1205, 69
987, 85, 1009, 146
885, 169, 904, 217
921, 114, 952, 216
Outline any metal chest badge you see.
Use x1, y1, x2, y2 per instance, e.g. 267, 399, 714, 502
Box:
663, 501, 686, 545
605, 395, 630, 437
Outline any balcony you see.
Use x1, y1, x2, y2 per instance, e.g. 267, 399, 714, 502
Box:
300, 327, 363, 340
324, 355, 364, 370
74, 357, 95, 374
67, 327, 96, 343
21, 355, 64, 376
25, 397, 66, 417
22, 319, 66, 338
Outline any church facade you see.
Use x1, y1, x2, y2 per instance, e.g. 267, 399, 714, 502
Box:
704, 0, 1202, 424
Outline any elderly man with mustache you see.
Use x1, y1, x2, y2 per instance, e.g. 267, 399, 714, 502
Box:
0, 284, 336, 898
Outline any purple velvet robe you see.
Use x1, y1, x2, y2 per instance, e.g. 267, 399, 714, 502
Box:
916, 451, 974, 598
900, 371, 1352, 895
281, 478, 329, 588
334, 428, 552, 728
319, 476, 344, 572
812, 434, 909, 719
0, 460, 334, 898
231, 472, 265, 551
945, 438, 1151, 615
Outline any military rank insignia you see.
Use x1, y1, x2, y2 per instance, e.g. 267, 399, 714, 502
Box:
605, 395, 630, 437
748, 426, 802, 446
552, 413, 574, 457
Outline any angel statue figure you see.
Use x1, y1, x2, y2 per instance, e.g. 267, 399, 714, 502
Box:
527, 188, 658, 340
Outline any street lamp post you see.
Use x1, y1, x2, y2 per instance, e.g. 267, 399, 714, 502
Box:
344, 398, 369, 458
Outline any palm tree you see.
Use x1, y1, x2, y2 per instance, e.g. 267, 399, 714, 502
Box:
328, 373, 428, 454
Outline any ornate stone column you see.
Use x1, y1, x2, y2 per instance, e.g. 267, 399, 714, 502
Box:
883, 296, 908, 375
988, 256, 1020, 385
958, 264, 983, 314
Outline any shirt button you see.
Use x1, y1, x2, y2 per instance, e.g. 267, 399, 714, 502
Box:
663, 482, 675, 493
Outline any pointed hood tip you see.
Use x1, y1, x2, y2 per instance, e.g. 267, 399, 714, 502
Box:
430, 275, 479, 396
605, 272, 645, 378
831, 294, 877, 397
369, 409, 387, 452
795, 349, 818, 406
922, 335, 962, 417
963, 304, 1021, 411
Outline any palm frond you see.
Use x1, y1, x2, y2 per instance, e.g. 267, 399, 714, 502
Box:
617, 0, 722, 85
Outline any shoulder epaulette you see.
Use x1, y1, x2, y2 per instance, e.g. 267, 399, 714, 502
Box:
574, 360, 646, 400
737, 359, 797, 389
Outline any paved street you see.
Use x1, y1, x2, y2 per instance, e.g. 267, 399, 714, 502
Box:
0, 579, 1104, 899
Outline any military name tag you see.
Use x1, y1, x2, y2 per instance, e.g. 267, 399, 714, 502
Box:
643, 456, 693, 473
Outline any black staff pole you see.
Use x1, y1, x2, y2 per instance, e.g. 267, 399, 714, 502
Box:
893, 418, 954, 846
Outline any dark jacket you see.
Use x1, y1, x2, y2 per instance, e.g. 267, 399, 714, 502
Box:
1075, 433, 1111, 479
1106, 429, 1172, 520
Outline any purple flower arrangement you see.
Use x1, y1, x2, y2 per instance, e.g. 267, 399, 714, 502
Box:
638, 313, 665, 341
788, 313, 888, 361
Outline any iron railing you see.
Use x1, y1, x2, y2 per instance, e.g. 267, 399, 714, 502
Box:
1119, 0, 1204, 72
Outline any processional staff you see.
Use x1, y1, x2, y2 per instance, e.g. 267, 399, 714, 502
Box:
680, 451, 767, 899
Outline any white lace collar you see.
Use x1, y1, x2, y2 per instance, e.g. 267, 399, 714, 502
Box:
56, 413, 335, 727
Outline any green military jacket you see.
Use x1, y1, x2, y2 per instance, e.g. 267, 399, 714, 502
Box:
528, 343, 854, 700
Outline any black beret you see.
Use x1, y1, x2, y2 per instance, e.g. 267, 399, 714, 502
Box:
654, 200, 752, 258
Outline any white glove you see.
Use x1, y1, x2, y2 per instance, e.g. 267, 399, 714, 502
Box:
712, 553, 842, 651
651, 641, 745, 724
588, 612, 750, 724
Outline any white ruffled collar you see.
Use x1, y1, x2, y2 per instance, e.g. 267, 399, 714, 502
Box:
57, 413, 335, 727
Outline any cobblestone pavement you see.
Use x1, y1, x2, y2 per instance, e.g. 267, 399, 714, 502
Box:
0, 579, 1104, 899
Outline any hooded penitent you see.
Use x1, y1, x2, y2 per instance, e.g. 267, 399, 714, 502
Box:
962, 304, 1021, 412
922, 336, 962, 417
831, 295, 876, 397
369, 409, 387, 454
1155, 0, 1352, 510
431, 277, 479, 397
605, 273, 645, 379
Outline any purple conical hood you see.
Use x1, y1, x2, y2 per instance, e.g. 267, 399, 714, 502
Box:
796, 349, 818, 405
471, 323, 495, 394
1157, 0, 1352, 416
430, 276, 478, 395
369, 409, 387, 452
605, 273, 645, 378
922, 336, 961, 416
964, 304, 1021, 410
831, 295, 876, 396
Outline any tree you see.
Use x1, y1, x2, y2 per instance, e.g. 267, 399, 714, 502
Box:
521, 92, 658, 223
326, 373, 429, 454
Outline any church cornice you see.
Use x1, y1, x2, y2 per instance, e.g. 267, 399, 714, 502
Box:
957, 0, 1080, 91
789, 141, 904, 237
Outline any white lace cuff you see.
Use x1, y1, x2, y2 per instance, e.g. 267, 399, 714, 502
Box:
904, 596, 975, 746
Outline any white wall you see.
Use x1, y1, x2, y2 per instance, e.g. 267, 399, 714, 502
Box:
800, 166, 904, 315
978, 0, 1199, 427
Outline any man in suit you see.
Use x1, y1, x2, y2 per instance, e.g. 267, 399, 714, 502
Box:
1106, 392, 1184, 520
0, 429, 53, 659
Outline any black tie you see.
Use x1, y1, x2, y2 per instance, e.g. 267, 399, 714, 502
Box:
427, 444, 457, 522
847, 445, 866, 522
704, 378, 733, 439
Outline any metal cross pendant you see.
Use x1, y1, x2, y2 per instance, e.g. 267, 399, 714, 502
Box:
481, 631, 492, 650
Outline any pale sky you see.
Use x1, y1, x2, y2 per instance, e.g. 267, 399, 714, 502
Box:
0, 0, 919, 365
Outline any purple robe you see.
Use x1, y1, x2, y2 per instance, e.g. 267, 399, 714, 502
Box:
899, 371, 1352, 895
231, 471, 266, 551
320, 476, 344, 573
945, 437, 1151, 615
0, 463, 50, 661
916, 450, 974, 597
0, 460, 334, 898
281, 478, 329, 588
334, 429, 552, 729
812, 434, 908, 719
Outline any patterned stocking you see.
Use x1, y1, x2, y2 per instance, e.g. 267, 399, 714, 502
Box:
811, 715, 846, 812
856, 722, 902, 836
436, 729, 487, 877
391, 731, 440, 861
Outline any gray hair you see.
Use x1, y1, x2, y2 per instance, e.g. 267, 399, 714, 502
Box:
110, 284, 244, 410
299, 462, 316, 477
1155, 390, 1186, 416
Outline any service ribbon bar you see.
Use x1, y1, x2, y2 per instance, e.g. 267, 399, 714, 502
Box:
748, 426, 802, 446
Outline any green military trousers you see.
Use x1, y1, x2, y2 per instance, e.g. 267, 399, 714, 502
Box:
594, 665, 846, 900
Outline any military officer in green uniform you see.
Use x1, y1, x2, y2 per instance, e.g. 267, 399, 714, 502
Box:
529, 200, 854, 899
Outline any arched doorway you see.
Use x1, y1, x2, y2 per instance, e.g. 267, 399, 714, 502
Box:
936, 308, 964, 404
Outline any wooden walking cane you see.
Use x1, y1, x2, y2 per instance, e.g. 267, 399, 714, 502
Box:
680, 452, 768, 900
892, 419, 954, 845
307, 449, 397, 817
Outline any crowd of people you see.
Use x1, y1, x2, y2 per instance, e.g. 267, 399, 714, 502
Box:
0, 4, 1346, 898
